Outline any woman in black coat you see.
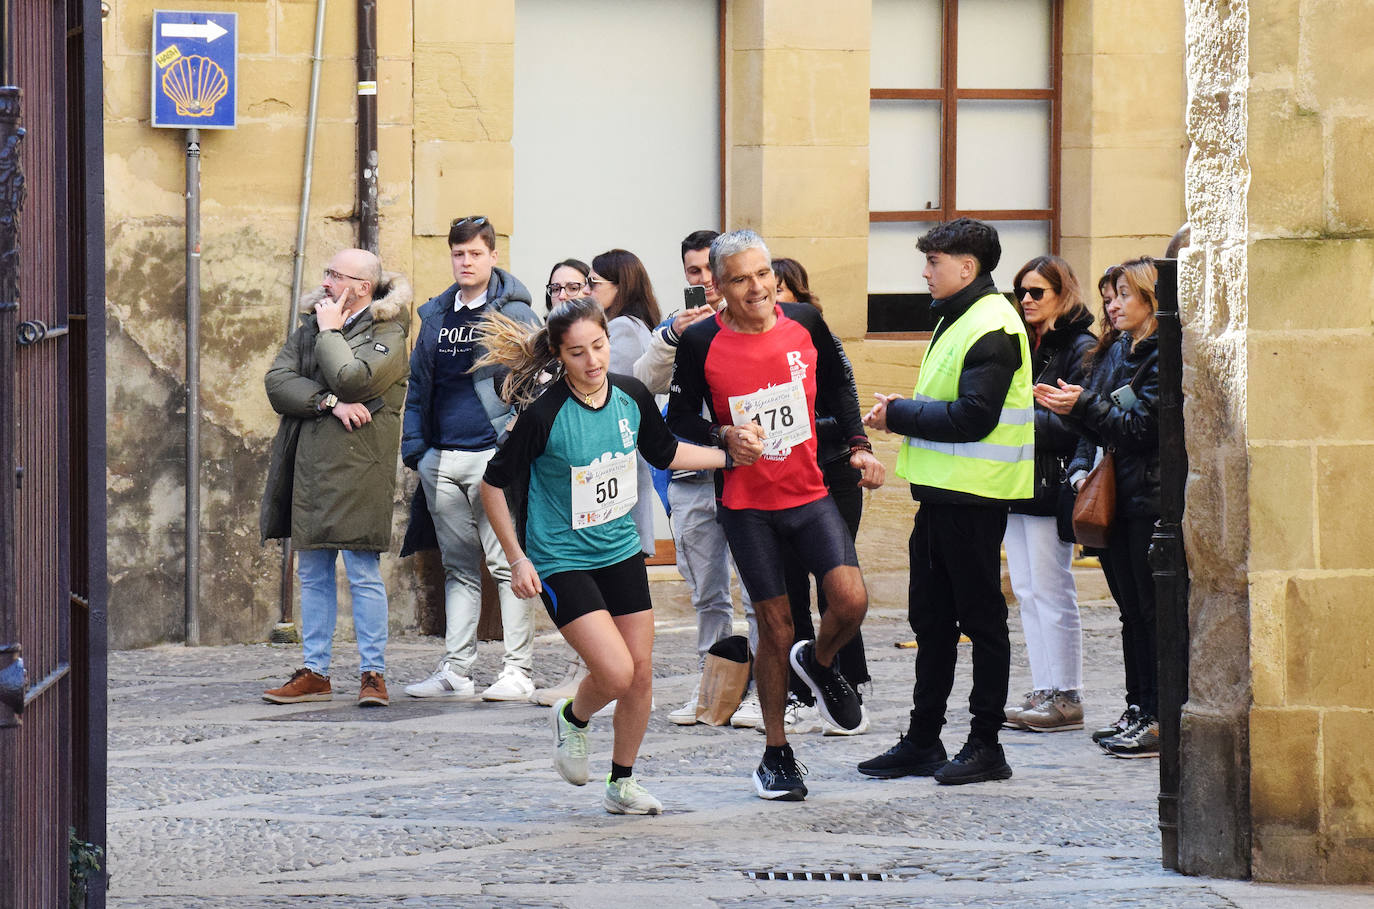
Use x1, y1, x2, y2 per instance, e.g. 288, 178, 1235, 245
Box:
1035, 256, 1161, 759
1002, 256, 1096, 734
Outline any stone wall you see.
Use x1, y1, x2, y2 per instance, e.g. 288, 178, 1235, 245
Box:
1236, 0, 1374, 883
104, 1, 419, 646
1179, 0, 1252, 880
727, 0, 870, 340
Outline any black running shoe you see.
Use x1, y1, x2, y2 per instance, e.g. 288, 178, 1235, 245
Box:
933, 739, 1013, 785
1091, 705, 1141, 743
753, 746, 809, 801
857, 735, 948, 778
788, 640, 862, 732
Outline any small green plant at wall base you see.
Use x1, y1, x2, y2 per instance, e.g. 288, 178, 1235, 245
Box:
69, 826, 103, 908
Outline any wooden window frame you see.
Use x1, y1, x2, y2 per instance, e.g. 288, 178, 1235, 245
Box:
867, 0, 1063, 337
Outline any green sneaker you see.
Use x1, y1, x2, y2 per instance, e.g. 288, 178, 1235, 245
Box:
603, 774, 662, 815
550, 697, 589, 786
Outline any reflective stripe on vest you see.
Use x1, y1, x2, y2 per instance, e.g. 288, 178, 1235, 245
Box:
895, 292, 1034, 500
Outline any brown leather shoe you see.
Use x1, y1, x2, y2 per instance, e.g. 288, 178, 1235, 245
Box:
263, 668, 332, 704
358, 671, 389, 707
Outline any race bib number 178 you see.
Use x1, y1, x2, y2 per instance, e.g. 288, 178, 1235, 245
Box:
727, 380, 812, 456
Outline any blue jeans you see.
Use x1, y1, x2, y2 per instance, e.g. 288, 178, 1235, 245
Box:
298, 548, 389, 675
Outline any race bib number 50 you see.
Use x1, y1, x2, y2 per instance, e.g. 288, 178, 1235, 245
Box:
728, 381, 812, 456
570, 452, 638, 529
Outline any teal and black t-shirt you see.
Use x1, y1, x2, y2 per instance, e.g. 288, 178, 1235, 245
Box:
483, 373, 679, 576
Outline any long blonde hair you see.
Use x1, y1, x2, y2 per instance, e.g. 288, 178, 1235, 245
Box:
472, 296, 608, 407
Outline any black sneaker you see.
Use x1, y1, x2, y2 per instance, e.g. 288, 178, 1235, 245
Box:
933, 740, 1013, 785
753, 746, 809, 801
1091, 705, 1141, 743
1101, 715, 1160, 758
857, 735, 948, 778
788, 640, 862, 732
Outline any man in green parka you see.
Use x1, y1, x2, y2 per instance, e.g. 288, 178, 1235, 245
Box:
260, 247, 411, 707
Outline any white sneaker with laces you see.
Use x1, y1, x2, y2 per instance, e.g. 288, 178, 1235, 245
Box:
756, 697, 823, 735
481, 665, 535, 701
603, 775, 663, 815
668, 682, 700, 726
403, 662, 475, 699
730, 689, 763, 728
823, 704, 871, 736
550, 697, 589, 786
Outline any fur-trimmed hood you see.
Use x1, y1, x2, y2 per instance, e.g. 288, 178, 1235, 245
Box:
300, 270, 413, 324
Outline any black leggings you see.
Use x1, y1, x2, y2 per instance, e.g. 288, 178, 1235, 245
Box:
782, 460, 868, 702
1099, 515, 1158, 716
539, 554, 652, 630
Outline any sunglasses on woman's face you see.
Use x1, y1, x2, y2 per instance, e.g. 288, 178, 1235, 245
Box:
1015, 285, 1047, 302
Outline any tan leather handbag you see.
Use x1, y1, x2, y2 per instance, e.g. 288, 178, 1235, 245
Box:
1072, 450, 1117, 548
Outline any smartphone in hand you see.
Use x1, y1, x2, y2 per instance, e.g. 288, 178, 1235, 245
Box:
684, 285, 707, 309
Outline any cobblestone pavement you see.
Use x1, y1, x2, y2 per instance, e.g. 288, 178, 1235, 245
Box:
106, 561, 1374, 908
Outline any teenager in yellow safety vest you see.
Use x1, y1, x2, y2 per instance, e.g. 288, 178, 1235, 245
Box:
856, 218, 1034, 787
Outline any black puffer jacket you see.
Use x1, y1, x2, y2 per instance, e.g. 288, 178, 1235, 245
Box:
1066, 331, 1160, 519
1012, 310, 1096, 517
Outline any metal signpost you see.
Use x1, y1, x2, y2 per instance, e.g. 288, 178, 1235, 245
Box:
151, 10, 237, 645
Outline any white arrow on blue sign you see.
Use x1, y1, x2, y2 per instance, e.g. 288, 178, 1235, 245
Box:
151, 10, 238, 130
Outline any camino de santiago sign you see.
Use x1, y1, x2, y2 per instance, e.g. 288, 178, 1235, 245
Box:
151, 10, 238, 129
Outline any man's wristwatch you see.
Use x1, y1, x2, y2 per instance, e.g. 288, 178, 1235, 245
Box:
321, 392, 339, 410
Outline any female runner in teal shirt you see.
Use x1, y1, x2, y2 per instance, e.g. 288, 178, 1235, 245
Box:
478, 297, 761, 815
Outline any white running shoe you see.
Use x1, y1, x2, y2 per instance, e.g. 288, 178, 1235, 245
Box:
550, 697, 589, 786
823, 704, 871, 736
668, 682, 700, 726
481, 665, 534, 701
603, 775, 663, 815
730, 689, 763, 728
403, 662, 475, 699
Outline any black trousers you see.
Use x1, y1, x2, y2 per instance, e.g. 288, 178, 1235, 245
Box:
908, 503, 1010, 746
1099, 515, 1158, 716
783, 460, 868, 703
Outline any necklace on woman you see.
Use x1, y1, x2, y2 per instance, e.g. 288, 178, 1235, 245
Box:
567, 375, 608, 407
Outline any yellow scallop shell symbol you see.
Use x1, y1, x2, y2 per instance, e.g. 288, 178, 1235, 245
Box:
161, 54, 229, 118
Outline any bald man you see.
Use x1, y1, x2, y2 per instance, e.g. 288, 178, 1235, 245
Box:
262, 247, 412, 708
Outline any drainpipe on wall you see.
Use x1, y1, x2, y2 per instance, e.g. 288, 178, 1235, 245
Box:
356, 0, 378, 253
273, 0, 328, 644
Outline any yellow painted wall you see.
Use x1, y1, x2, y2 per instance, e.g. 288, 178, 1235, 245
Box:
1243, 0, 1374, 882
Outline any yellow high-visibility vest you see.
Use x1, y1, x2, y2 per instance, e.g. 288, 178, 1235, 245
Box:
895, 292, 1034, 500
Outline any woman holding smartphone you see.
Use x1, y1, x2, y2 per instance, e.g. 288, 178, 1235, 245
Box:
477, 297, 747, 815
1034, 257, 1162, 759
1002, 256, 1095, 734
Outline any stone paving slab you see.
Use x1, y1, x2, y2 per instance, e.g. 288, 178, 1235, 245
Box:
105, 574, 1374, 907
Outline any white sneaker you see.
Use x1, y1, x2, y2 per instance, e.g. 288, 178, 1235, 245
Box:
756, 697, 823, 735
482, 665, 535, 701
822, 704, 871, 736
668, 682, 700, 726
530, 657, 588, 706
403, 662, 474, 699
730, 690, 763, 728
603, 774, 662, 815
550, 697, 589, 786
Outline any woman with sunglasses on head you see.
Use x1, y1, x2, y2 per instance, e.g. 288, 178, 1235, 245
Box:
1034, 257, 1162, 759
477, 297, 740, 815
1000, 256, 1096, 735
588, 249, 664, 560
544, 259, 591, 316
767, 257, 874, 735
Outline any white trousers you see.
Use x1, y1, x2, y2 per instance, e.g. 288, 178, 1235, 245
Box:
418, 447, 537, 674
1004, 513, 1082, 692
